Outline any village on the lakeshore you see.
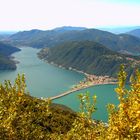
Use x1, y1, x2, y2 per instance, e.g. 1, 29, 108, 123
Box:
50, 72, 117, 100
72, 74, 117, 90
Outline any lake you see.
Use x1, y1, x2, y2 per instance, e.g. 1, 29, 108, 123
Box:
0, 47, 84, 97
0, 47, 119, 122
54, 84, 119, 122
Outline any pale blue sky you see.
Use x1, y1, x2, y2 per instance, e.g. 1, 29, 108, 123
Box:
0, 0, 140, 31
99, 0, 140, 4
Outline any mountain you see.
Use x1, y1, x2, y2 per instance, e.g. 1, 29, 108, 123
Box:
9, 29, 43, 40
0, 42, 20, 70
0, 31, 17, 40
126, 29, 140, 38
98, 26, 140, 34
53, 26, 87, 32
0, 42, 20, 56
0, 34, 10, 40
38, 41, 140, 78
6, 27, 140, 54
0, 54, 17, 70
7, 28, 88, 48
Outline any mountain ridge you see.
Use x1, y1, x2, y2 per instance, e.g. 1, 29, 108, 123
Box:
126, 29, 140, 38
4, 26, 140, 54
38, 40, 140, 78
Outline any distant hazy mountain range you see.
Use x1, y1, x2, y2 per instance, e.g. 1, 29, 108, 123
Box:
38, 41, 140, 78
53, 26, 87, 32
3, 26, 140, 54
127, 29, 140, 38
98, 26, 140, 34
0, 42, 20, 70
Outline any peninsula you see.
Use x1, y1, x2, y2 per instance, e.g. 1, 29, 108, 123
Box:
50, 73, 117, 100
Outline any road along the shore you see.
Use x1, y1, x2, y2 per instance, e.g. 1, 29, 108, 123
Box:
50, 82, 117, 100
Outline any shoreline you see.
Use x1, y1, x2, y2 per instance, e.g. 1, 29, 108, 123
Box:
38, 58, 117, 100
10, 56, 20, 64
50, 82, 117, 100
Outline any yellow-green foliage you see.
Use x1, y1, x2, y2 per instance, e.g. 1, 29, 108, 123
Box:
107, 65, 140, 139
0, 74, 77, 139
0, 65, 140, 139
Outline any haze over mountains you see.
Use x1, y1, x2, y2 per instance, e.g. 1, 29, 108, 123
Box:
98, 26, 140, 34
127, 29, 140, 38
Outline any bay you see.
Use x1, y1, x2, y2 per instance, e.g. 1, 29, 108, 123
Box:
0, 47, 84, 97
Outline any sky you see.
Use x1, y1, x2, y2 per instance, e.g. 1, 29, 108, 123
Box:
0, 0, 140, 31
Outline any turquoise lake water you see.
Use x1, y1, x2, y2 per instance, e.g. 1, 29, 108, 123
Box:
0, 47, 84, 97
54, 84, 119, 122
0, 47, 119, 122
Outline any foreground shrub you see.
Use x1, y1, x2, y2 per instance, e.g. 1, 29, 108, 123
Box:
0, 74, 77, 139
107, 65, 140, 139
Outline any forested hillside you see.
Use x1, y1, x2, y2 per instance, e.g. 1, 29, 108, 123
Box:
127, 29, 140, 38
38, 41, 140, 78
0, 42, 20, 70
5, 27, 140, 53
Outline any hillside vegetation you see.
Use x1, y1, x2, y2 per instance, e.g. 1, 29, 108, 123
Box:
0, 42, 20, 70
38, 41, 140, 78
0, 66, 139, 139
6, 27, 86, 48
0, 54, 17, 70
0, 74, 77, 139
127, 29, 140, 38
5, 27, 140, 53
